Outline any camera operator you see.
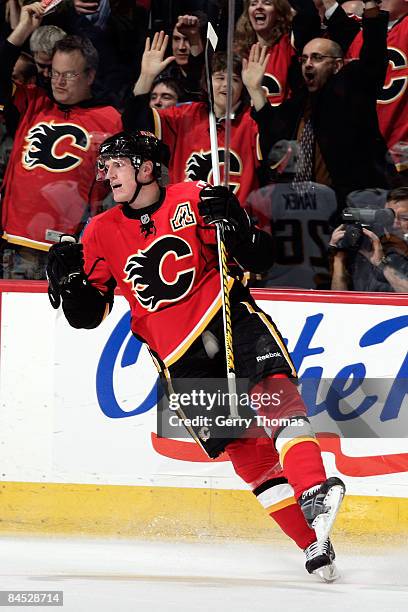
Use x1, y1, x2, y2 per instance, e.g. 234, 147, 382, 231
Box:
329, 187, 408, 293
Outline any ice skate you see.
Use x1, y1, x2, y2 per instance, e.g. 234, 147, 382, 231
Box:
299, 477, 346, 543
304, 538, 339, 583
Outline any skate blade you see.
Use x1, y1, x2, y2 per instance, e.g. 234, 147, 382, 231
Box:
312, 485, 345, 542
314, 562, 340, 583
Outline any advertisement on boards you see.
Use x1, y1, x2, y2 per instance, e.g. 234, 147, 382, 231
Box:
0, 288, 407, 496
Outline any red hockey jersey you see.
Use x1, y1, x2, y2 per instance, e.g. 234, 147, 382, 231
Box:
82, 181, 230, 366
262, 34, 295, 107
152, 102, 262, 205
347, 16, 408, 152
1, 84, 122, 250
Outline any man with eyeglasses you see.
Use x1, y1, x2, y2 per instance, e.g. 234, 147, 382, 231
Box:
0, 2, 121, 280
248, 1, 397, 212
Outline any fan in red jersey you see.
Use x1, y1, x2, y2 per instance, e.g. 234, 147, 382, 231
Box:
123, 31, 262, 205
347, 0, 408, 164
0, 2, 121, 280
234, 0, 295, 106
46, 130, 346, 582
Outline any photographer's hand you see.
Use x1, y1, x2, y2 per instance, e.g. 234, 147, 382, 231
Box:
359, 228, 384, 266
359, 228, 408, 292
329, 225, 349, 290
329, 225, 346, 248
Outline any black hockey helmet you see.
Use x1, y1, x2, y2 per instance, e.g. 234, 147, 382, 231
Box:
96, 131, 169, 181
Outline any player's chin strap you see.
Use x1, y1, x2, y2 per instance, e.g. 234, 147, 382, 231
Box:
127, 169, 159, 238
128, 176, 155, 205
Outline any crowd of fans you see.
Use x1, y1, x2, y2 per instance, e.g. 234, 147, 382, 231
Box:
0, 0, 407, 291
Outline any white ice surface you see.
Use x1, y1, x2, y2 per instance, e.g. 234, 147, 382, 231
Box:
0, 536, 407, 612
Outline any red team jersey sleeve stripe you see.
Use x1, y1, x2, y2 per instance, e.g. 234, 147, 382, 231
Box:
256, 133, 262, 162
152, 107, 162, 140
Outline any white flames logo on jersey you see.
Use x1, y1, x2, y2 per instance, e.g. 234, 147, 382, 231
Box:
185, 148, 242, 193
22, 121, 89, 172
124, 235, 195, 312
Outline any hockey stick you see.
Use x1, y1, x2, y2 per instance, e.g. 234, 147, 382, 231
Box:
223, 0, 235, 189
205, 22, 238, 419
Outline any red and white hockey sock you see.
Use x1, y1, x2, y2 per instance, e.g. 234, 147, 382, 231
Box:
252, 478, 316, 549
226, 438, 316, 549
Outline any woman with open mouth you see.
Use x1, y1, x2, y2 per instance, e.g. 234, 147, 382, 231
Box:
234, 0, 295, 106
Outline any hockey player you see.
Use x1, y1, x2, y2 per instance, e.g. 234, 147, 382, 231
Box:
46, 130, 345, 581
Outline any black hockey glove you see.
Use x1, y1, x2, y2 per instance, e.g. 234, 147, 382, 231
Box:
199, 185, 252, 247
46, 236, 84, 309
199, 185, 275, 273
